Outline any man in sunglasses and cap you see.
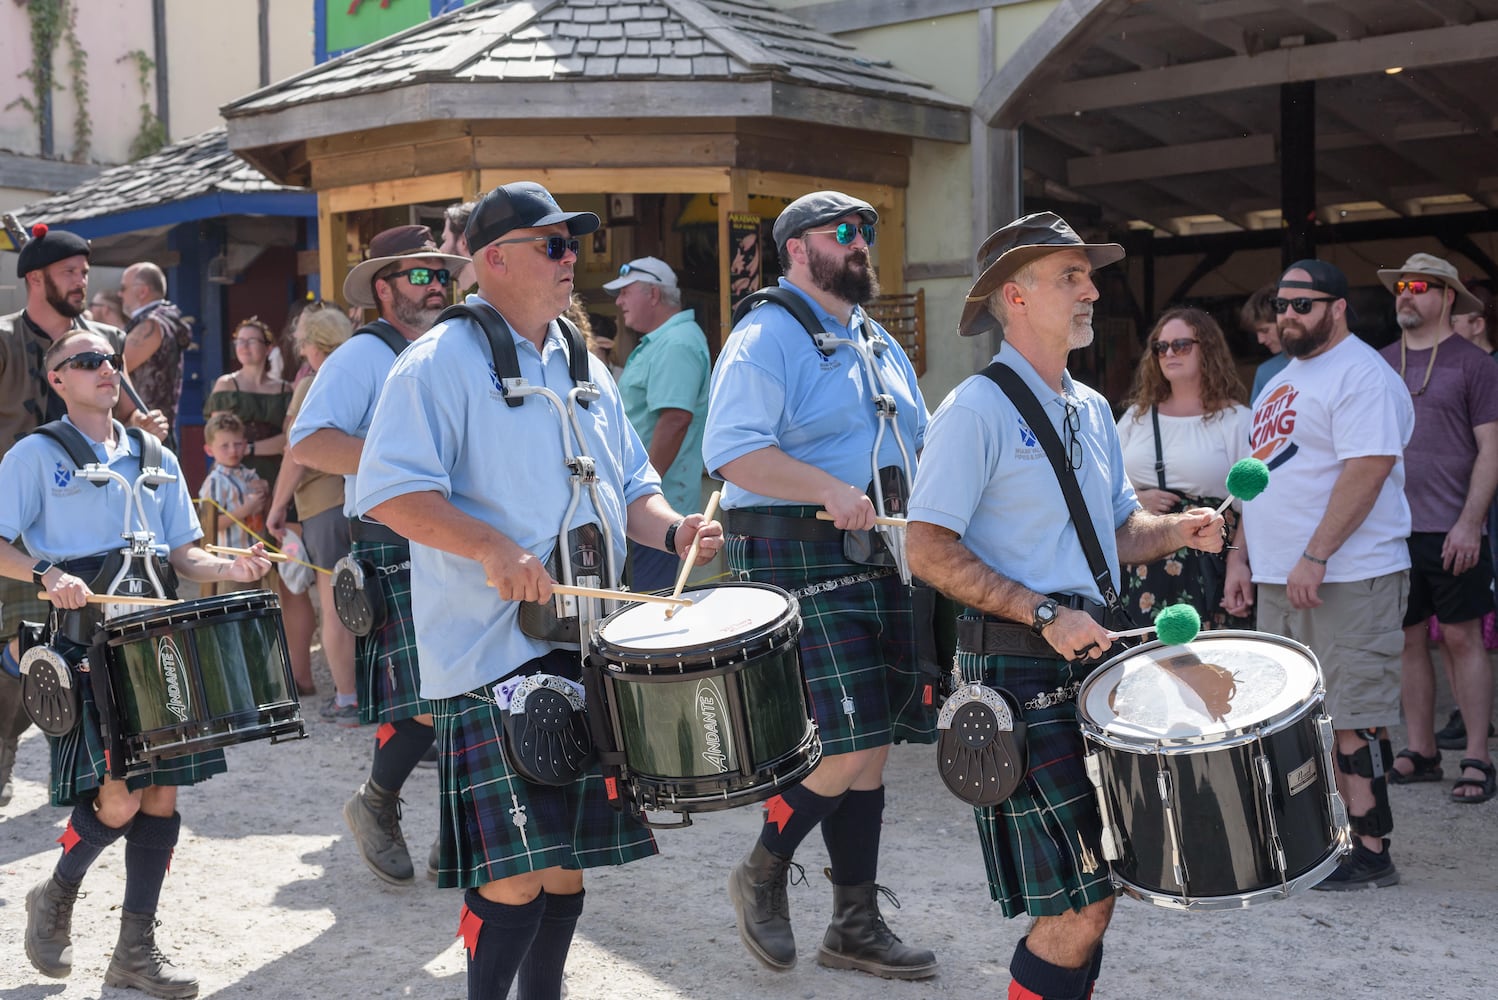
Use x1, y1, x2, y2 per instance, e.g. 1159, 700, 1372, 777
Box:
906, 212, 1222, 1000
604, 256, 710, 591
290, 224, 468, 887
1224, 259, 1414, 888
705, 190, 939, 981
1371, 253, 1498, 804
353, 181, 721, 1000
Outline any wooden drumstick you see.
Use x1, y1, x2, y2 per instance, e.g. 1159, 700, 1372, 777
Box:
665, 490, 721, 620
204, 543, 290, 563
36, 592, 181, 607
484, 579, 693, 609
815, 510, 906, 527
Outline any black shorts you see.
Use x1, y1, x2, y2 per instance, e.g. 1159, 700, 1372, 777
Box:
1404, 531, 1494, 627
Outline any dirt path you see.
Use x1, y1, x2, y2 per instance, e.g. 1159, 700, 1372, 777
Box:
2, 648, 1495, 1000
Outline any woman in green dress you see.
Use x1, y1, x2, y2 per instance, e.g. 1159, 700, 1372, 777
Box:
205, 317, 317, 694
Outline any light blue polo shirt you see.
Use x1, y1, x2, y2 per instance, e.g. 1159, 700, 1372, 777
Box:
0, 417, 202, 561
354, 294, 662, 699
617, 308, 710, 515
908, 343, 1140, 603
288, 321, 404, 517
703, 278, 927, 508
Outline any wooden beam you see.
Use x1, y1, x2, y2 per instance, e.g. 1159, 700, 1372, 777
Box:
477, 166, 733, 194
1006, 20, 1498, 123
1067, 135, 1276, 187
904, 259, 971, 281
746, 171, 896, 209
971, 0, 1115, 128
324, 172, 470, 214
316, 199, 348, 307
472, 133, 741, 171
790, 0, 1032, 34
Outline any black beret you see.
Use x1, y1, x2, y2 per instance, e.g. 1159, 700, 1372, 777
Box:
17, 223, 90, 278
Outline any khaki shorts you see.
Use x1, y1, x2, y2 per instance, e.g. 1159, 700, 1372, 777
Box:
1256, 571, 1408, 731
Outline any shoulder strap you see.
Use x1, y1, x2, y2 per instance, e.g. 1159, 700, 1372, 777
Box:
1150, 406, 1167, 491
979, 362, 1119, 607
125, 426, 163, 486
435, 303, 592, 410
32, 421, 163, 490
730, 287, 830, 355
353, 320, 409, 357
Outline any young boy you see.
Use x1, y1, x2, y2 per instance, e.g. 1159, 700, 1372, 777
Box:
199, 413, 269, 550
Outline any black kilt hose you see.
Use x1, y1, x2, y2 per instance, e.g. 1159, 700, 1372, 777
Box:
430, 651, 657, 889
724, 508, 938, 755
960, 649, 1114, 917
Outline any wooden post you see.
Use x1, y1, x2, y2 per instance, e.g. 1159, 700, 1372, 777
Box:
317, 197, 348, 308
717, 169, 750, 350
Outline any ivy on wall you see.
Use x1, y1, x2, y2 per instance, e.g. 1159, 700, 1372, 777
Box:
7, 0, 92, 161
121, 49, 167, 161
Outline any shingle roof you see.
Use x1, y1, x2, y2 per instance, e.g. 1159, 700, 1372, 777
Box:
17, 127, 302, 225
224, 0, 962, 117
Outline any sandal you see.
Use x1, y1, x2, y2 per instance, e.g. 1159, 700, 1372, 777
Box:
1451, 758, 1496, 804
1389, 748, 1442, 784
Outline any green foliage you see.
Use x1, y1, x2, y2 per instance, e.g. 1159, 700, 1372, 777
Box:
63, 1, 90, 161
6, 0, 91, 162
121, 49, 167, 161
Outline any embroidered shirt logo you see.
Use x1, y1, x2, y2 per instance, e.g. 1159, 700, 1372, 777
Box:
488, 363, 503, 394
1015, 420, 1045, 460
53, 461, 73, 488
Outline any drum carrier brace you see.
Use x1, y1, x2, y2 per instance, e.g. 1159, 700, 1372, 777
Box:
732, 288, 916, 584
435, 302, 621, 637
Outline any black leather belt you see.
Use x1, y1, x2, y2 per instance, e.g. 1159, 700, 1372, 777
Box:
955, 594, 1109, 659
349, 517, 407, 549
724, 509, 843, 542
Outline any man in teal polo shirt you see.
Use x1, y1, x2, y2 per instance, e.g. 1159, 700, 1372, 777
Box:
606, 257, 711, 590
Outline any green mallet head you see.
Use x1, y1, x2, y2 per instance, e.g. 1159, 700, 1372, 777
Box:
1225, 458, 1270, 502
1154, 604, 1201, 646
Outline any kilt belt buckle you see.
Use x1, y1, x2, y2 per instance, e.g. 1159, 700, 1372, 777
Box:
1023, 680, 1082, 712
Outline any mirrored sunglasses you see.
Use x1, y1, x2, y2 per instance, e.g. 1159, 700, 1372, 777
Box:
617, 262, 664, 282
802, 222, 877, 247
1272, 296, 1338, 315
1393, 279, 1443, 295
386, 267, 452, 287
53, 350, 123, 373
495, 235, 581, 261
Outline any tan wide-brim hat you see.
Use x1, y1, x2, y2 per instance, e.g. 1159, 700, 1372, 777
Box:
343, 225, 471, 309
1376, 252, 1484, 315
960, 212, 1125, 338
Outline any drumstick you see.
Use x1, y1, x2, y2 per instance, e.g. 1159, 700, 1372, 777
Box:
665, 490, 721, 619
553, 584, 690, 608
203, 544, 290, 563
36, 592, 181, 607
815, 511, 906, 527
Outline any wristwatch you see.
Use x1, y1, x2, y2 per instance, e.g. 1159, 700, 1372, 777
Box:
32, 559, 55, 588
1030, 598, 1060, 636
664, 518, 685, 554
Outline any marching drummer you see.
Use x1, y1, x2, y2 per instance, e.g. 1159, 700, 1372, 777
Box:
352, 181, 721, 1000
905, 214, 1221, 1000
1, 328, 270, 998
703, 191, 939, 980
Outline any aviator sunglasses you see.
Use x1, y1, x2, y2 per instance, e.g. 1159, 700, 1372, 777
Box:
1272, 296, 1338, 315
1151, 338, 1198, 357
385, 267, 452, 287
494, 235, 581, 260
52, 350, 123, 373
802, 222, 877, 247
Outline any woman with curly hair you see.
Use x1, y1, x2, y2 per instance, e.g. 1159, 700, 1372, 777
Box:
1116, 307, 1253, 629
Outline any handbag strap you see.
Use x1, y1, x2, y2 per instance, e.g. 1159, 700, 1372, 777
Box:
1150, 405, 1168, 491
979, 362, 1120, 609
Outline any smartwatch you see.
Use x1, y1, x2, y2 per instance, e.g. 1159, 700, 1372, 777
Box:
1030, 598, 1060, 636
32, 559, 56, 589
664, 518, 686, 554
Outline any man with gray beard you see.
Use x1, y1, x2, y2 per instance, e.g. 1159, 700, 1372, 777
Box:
1373, 253, 1498, 803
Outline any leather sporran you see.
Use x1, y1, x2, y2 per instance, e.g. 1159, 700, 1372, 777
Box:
332, 555, 385, 637
936, 682, 1027, 807
19, 644, 80, 737
501, 673, 596, 786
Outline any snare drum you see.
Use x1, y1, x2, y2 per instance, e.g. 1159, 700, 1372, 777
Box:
103, 590, 305, 772
1077, 630, 1350, 910
589, 582, 820, 826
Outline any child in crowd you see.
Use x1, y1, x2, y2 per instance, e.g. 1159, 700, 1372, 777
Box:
199, 413, 269, 551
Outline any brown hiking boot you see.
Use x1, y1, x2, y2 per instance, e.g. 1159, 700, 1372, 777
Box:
343, 780, 414, 884
25, 875, 82, 978
104, 910, 199, 998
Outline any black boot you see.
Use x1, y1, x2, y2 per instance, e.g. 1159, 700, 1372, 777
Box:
817, 879, 937, 980
24, 875, 81, 978
342, 779, 413, 884
103, 910, 199, 999
727, 842, 800, 970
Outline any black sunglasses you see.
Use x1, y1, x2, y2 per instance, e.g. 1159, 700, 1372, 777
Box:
1151, 338, 1198, 357
52, 350, 123, 373
1273, 296, 1339, 315
494, 235, 581, 261
385, 267, 452, 287
802, 222, 877, 247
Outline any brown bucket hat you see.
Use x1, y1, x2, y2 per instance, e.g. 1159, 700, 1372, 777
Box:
343, 225, 471, 309
960, 212, 1125, 338
1376, 252, 1484, 316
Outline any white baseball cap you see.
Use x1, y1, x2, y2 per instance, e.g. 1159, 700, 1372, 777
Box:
602, 256, 678, 292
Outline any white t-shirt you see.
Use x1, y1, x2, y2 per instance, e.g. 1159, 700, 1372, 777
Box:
1117, 404, 1252, 505
1243, 335, 1414, 584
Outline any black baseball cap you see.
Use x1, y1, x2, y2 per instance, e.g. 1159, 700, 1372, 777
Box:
1279, 259, 1349, 299
464, 182, 599, 252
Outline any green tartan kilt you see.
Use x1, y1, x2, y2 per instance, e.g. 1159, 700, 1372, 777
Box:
429, 652, 658, 889
352, 539, 432, 723
963, 649, 1115, 918
48, 642, 226, 808
724, 508, 938, 755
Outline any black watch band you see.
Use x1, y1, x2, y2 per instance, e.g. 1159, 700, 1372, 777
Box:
32, 559, 55, 588
1030, 598, 1060, 636
664, 518, 686, 554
